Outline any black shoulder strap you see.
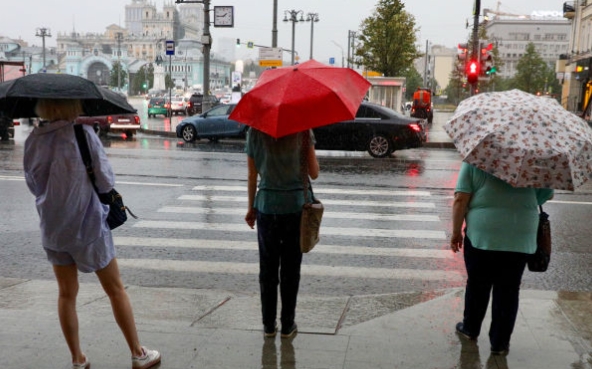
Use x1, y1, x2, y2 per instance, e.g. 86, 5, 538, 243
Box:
74, 124, 99, 194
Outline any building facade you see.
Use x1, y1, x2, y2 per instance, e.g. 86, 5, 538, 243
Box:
484, 12, 570, 79
559, 1, 592, 113
0, 0, 230, 93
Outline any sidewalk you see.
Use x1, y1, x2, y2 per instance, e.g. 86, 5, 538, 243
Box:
2, 277, 592, 368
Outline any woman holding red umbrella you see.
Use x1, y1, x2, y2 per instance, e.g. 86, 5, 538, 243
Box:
244, 128, 319, 338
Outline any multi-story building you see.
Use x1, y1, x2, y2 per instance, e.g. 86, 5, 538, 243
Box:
1, 0, 230, 93
483, 10, 570, 79
559, 1, 592, 113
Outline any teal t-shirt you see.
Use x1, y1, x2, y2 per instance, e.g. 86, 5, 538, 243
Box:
455, 162, 554, 254
245, 129, 314, 214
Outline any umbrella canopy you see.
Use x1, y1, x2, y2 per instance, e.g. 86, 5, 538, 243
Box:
228, 59, 371, 138
444, 89, 592, 191
0, 73, 136, 118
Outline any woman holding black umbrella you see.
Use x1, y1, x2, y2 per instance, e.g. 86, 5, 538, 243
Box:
23, 98, 160, 369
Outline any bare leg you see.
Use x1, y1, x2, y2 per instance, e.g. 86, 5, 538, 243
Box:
53, 264, 87, 364
95, 258, 143, 357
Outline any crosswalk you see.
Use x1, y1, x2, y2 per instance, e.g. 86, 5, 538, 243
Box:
115, 183, 465, 287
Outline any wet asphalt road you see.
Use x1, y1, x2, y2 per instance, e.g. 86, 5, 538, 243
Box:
2, 119, 592, 297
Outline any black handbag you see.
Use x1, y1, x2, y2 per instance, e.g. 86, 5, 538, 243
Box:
527, 205, 551, 272
74, 124, 137, 229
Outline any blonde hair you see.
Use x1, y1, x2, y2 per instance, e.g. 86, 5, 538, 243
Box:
35, 99, 84, 121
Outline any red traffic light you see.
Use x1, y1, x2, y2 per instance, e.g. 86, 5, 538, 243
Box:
466, 59, 480, 84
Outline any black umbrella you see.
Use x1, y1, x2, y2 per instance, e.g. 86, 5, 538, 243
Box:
0, 73, 136, 118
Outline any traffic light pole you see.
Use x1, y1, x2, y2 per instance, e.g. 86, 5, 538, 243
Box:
470, 0, 481, 96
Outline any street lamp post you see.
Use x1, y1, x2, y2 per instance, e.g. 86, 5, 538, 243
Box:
116, 32, 123, 92
306, 13, 319, 60
35, 27, 51, 72
283, 10, 304, 65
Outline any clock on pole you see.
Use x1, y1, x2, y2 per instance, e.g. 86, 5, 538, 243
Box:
213, 6, 234, 27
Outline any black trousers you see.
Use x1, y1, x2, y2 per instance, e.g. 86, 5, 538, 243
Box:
257, 211, 303, 328
462, 236, 528, 349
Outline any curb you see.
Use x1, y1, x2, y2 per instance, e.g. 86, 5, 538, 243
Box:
138, 129, 177, 138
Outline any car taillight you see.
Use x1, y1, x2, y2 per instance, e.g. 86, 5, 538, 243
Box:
409, 123, 422, 132
134, 116, 140, 124
107, 116, 113, 124
148, 104, 152, 108
13, 120, 20, 126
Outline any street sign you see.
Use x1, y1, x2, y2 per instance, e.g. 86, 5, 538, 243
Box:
258, 47, 283, 67
165, 40, 175, 55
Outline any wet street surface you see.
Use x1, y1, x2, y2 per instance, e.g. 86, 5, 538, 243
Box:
2, 121, 592, 296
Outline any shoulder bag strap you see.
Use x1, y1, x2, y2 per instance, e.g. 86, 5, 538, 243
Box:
300, 131, 313, 204
74, 124, 99, 194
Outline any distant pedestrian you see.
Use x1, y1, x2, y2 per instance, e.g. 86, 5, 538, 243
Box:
245, 128, 319, 338
23, 98, 161, 369
450, 162, 553, 355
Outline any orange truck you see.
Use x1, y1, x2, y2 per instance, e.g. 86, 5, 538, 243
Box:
410, 88, 433, 124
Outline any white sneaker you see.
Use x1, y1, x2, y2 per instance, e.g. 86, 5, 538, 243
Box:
132, 346, 161, 369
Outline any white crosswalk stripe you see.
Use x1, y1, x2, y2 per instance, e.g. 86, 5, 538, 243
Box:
121, 184, 457, 282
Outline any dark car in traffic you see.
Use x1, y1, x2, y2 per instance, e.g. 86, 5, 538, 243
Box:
313, 101, 426, 158
176, 103, 248, 142
186, 93, 220, 116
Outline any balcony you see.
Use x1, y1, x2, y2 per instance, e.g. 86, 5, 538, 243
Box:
564, 1, 576, 19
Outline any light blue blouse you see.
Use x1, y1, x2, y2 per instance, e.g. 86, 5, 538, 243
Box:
23, 121, 115, 271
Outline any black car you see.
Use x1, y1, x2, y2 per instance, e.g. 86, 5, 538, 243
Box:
313, 102, 426, 158
186, 93, 220, 116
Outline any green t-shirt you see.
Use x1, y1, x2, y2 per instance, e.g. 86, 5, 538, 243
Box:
455, 162, 554, 254
245, 129, 314, 214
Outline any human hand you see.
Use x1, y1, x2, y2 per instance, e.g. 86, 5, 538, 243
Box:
245, 208, 257, 229
450, 232, 463, 253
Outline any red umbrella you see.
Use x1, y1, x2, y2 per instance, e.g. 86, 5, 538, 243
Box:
228, 59, 371, 138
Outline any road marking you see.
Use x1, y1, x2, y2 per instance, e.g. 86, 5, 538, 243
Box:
191, 185, 432, 197
118, 181, 184, 187
0, 175, 24, 181
178, 195, 436, 208
549, 200, 592, 205
132, 220, 446, 239
116, 258, 463, 281
114, 237, 453, 259
158, 206, 440, 222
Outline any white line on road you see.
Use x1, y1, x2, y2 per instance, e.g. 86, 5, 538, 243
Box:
178, 195, 436, 208
116, 258, 463, 281
191, 185, 432, 197
132, 221, 446, 239
114, 237, 453, 259
158, 206, 440, 222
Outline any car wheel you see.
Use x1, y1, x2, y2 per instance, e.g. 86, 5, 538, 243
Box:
367, 134, 393, 158
125, 130, 134, 138
181, 125, 198, 142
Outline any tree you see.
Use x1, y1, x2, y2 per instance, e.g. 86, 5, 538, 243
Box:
512, 43, 550, 94
355, 0, 421, 76
400, 67, 423, 101
109, 61, 127, 91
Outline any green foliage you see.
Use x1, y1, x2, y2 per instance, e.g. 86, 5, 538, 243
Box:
511, 43, 551, 94
401, 67, 423, 100
131, 64, 154, 95
165, 73, 175, 90
109, 61, 127, 90
355, 0, 421, 76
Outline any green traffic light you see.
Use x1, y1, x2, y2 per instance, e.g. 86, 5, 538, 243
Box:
486, 66, 497, 75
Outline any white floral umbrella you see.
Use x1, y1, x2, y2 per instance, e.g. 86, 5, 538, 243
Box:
444, 89, 592, 191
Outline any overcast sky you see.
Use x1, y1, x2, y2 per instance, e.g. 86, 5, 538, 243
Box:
2, 0, 564, 64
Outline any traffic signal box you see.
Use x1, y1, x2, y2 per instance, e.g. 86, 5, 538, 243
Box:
466, 59, 480, 84
480, 42, 494, 76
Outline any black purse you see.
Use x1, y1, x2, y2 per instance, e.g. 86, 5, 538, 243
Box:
527, 205, 551, 272
74, 124, 137, 229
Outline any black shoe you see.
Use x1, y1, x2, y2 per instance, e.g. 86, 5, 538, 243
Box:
281, 323, 298, 338
264, 323, 277, 338
455, 322, 477, 340
491, 344, 510, 355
